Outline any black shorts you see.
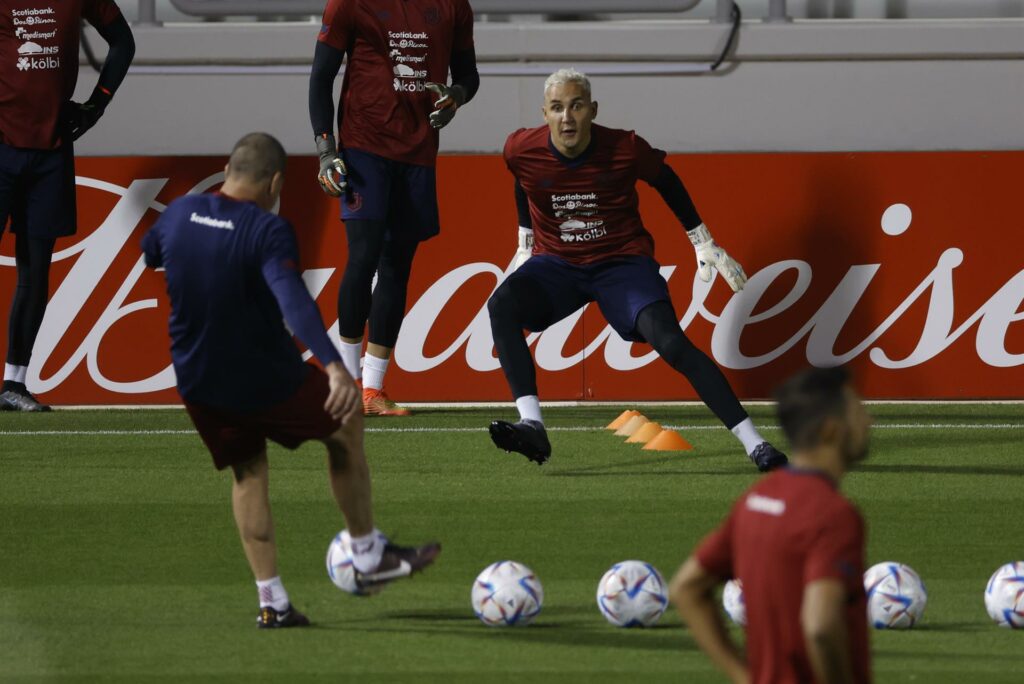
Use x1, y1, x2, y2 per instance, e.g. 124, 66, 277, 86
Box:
184, 365, 341, 470
509, 254, 672, 342
0, 141, 77, 239
339, 147, 440, 242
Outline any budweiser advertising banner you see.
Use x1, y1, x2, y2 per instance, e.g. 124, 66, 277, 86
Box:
0, 152, 1021, 405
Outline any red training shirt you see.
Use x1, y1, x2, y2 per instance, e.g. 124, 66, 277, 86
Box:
318, 0, 474, 168
0, 0, 122, 150
695, 468, 871, 684
504, 124, 667, 266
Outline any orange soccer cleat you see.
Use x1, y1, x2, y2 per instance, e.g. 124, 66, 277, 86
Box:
362, 387, 411, 416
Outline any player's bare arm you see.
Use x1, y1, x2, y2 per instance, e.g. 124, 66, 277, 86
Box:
671, 557, 750, 684
802, 579, 857, 684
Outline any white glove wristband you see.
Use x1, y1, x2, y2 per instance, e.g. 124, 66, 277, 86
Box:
687, 222, 712, 247
518, 226, 534, 252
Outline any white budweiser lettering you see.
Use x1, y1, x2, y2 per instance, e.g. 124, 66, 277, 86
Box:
1, 180, 1020, 397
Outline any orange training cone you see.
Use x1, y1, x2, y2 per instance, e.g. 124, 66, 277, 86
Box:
606, 409, 640, 430
626, 421, 663, 444
614, 415, 649, 437
642, 429, 694, 451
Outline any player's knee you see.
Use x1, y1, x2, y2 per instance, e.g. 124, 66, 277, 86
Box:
487, 283, 517, 324
653, 330, 701, 373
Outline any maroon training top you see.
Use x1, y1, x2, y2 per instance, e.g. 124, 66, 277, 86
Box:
0, 0, 122, 150
696, 468, 872, 684
504, 124, 667, 265
318, 0, 474, 168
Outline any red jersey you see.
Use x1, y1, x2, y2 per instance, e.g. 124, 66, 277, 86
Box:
0, 0, 121, 150
318, 0, 474, 168
695, 469, 871, 684
503, 124, 667, 266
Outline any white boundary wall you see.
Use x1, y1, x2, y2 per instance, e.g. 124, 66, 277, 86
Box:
73, 19, 1024, 155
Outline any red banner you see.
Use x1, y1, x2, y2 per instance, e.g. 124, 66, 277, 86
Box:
1, 152, 1021, 404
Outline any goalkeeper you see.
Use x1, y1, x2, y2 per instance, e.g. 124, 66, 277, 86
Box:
489, 68, 786, 472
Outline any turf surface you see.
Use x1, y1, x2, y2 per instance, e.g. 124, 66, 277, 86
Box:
1, 404, 1022, 682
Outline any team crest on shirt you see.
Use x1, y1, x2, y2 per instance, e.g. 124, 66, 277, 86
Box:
346, 192, 363, 213
423, 7, 441, 25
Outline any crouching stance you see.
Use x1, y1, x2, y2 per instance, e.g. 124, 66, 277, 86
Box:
488, 69, 786, 472
142, 133, 439, 628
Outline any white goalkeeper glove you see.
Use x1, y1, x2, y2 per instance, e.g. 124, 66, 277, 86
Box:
513, 226, 534, 270
687, 223, 747, 292
315, 133, 347, 197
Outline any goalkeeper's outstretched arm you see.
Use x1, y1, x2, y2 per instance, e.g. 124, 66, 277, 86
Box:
651, 164, 747, 292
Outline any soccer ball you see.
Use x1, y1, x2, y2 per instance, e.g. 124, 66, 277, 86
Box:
984, 561, 1024, 628
596, 560, 668, 628
864, 562, 927, 629
325, 529, 386, 596
722, 578, 747, 627
471, 561, 544, 627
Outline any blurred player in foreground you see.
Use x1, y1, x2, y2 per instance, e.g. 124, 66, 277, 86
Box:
671, 365, 871, 683
308, 0, 479, 416
489, 68, 785, 471
141, 133, 439, 629
1, 0, 135, 411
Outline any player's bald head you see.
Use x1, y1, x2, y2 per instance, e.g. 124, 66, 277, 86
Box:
227, 132, 287, 183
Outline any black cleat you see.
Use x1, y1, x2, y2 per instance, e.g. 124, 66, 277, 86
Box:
257, 604, 310, 629
354, 541, 441, 593
489, 419, 551, 465
751, 442, 788, 473
0, 384, 51, 412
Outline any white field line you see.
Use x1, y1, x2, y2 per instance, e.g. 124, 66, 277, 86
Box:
0, 424, 1022, 437
52, 400, 1024, 410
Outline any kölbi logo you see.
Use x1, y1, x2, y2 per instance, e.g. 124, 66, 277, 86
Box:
393, 78, 426, 93
17, 55, 59, 71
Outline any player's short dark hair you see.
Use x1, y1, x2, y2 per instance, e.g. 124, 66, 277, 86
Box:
227, 132, 287, 182
774, 366, 851, 451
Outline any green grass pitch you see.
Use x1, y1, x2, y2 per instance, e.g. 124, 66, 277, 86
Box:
1, 404, 1022, 682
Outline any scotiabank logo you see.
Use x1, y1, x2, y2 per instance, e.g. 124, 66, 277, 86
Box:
1, 153, 1020, 402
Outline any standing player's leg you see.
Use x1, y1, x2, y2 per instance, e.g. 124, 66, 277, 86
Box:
487, 256, 590, 464
334, 149, 394, 398
361, 235, 419, 416
337, 217, 387, 383
634, 302, 786, 471
1, 235, 56, 412
184, 403, 309, 628
359, 158, 439, 416
227, 450, 309, 628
